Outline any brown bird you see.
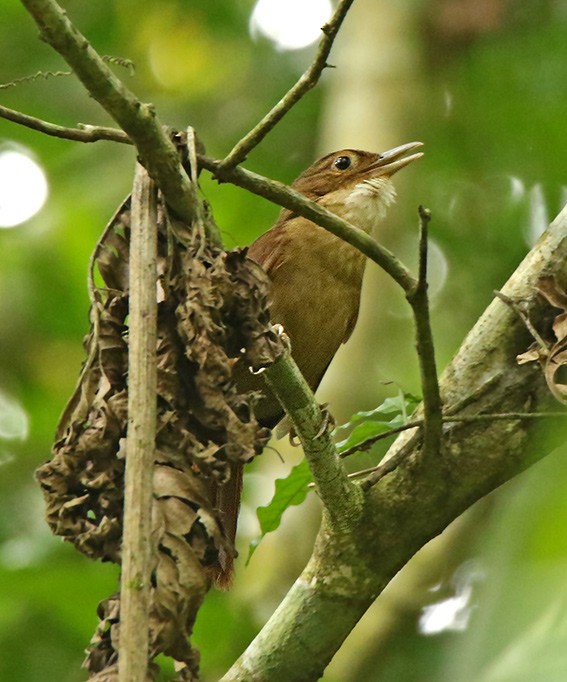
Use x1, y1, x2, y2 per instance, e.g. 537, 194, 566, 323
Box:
215, 141, 423, 584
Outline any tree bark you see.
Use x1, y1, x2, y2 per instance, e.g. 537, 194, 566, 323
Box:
221, 206, 567, 681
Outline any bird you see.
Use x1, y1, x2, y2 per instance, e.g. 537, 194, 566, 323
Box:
214, 141, 423, 585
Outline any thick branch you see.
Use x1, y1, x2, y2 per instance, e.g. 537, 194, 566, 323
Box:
20, 0, 201, 229
219, 0, 356, 169
119, 165, 158, 682
264, 349, 364, 531
221, 205, 567, 681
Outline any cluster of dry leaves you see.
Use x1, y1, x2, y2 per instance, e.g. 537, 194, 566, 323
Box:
35, 194, 284, 680
517, 276, 567, 403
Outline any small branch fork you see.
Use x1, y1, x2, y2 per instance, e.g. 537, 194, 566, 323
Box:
0, 104, 132, 144
350, 411, 567, 488
19, 0, 199, 229
218, 0, 356, 170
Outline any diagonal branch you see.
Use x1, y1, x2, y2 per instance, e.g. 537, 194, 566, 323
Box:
219, 0, 356, 169
220, 205, 567, 682
20, 0, 201, 230
199, 154, 417, 292
264, 343, 364, 531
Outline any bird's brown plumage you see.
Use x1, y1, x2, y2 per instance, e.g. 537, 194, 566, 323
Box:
213, 143, 423, 586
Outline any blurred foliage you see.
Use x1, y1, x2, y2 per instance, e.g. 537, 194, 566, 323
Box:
0, 0, 566, 680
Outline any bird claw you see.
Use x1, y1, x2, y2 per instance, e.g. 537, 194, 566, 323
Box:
286, 404, 335, 444
316, 403, 335, 438
272, 323, 291, 352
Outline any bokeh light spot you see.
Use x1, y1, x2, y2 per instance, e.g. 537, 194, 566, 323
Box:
250, 0, 333, 51
0, 148, 48, 228
0, 389, 29, 442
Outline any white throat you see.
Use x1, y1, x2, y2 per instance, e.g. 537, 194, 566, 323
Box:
342, 176, 397, 233
322, 176, 397, 235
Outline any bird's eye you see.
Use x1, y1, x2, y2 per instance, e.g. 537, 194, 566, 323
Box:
333, 155, 351, 171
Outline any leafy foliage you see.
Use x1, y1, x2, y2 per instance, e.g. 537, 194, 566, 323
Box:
335, 391, 420, 455
247, 458, 313, 563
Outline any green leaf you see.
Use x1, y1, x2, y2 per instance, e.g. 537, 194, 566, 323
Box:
246, 459, 313, 564
334, 390, 421, 455
336, 420, 395, 454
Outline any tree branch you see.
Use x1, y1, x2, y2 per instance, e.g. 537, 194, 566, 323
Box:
119, 164, 158, 682
221, 205, 567, 681
264, 345, 364, 531
0, 104, 132, 144
405, 206, 443, 459
340, 411, 567, 460
199, 154, 417, 292
219, 0, 356, 169
20, 0, 201, 230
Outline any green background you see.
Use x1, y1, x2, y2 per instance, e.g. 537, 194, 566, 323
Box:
1, 1, 566, 680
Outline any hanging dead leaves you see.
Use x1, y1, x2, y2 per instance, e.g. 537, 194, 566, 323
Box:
516, 276, 567, 403
35, 194, 285, 680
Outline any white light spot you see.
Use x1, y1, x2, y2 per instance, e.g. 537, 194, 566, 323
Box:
509, 175, 526, 202
0, 149, 48, 228
0, 389, 29, 442
525, 183, 549, 246
250, 0, 333, 51
419, 590, 472, 635
443, 89, 453, 117
419, 560, 483, 635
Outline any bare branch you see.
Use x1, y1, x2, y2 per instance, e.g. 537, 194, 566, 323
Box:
406, 206, 443, 460
20, 0, 200, 229
340, 411, 567, 460
219, 0, 356, 169
494, 289, 549, 350
119, 164, 158, 682
0, 104, 131, 144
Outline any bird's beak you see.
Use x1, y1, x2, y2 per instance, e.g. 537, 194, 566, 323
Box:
366, 141, 424, 177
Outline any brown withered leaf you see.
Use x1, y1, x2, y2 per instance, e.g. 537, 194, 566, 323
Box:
37, 188, 285, 680
516, 276, 567, 404
535, 277, 567, 403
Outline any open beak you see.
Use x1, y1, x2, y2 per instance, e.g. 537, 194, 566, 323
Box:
366, 141, 424, 177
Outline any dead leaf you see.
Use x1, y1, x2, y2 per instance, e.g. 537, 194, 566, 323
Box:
36, 190, 285, 680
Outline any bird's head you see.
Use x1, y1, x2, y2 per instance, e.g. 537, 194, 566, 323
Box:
292, 142, 424, 232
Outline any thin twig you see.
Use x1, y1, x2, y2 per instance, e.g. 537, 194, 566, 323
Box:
406, 206, 443, 459
358, 442, 415, 487
341, 411, 567, 460
119, 164, 158, 682
199, 154, 417, 293
494, 289, 549, 351
0, 55, 134, 90
339, 420, 422, 458
20, 0, 199, 228
0, 104, 131, 144
219, 0, 356, 169
358, 410, 567, 489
